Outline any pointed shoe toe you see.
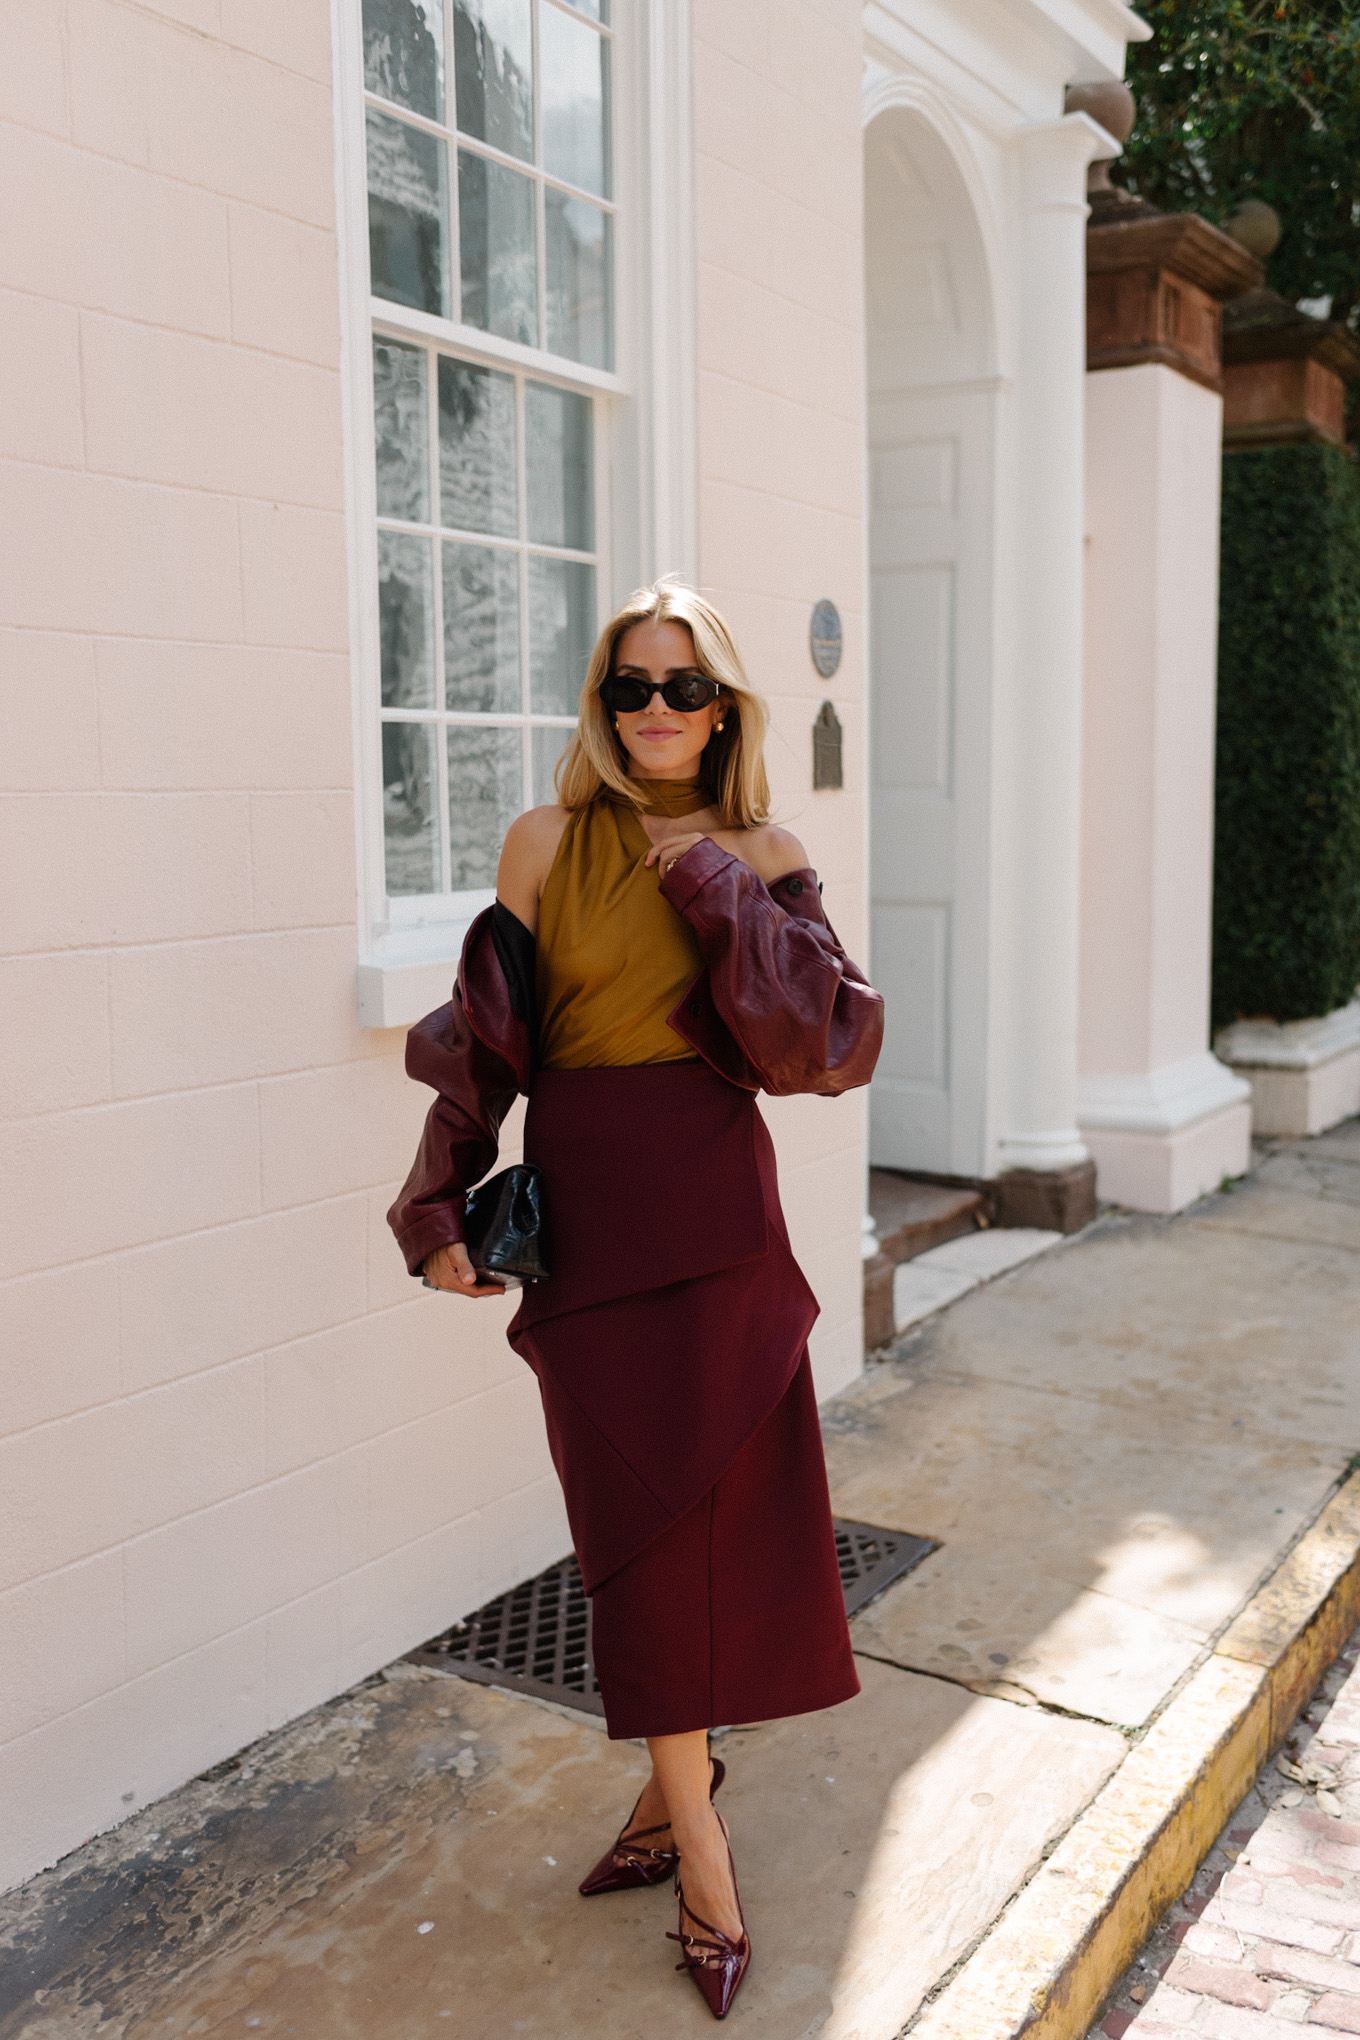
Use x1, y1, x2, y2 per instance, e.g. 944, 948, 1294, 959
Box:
578, 1755, 726, 1897
689, 1932, 751, 2019
667, 1812, 750, 2020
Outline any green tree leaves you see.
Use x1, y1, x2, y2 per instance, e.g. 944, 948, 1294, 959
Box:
1119, 2, 1360, 329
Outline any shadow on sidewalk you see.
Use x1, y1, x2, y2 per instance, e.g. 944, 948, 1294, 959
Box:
2, 1121, 1357, 2039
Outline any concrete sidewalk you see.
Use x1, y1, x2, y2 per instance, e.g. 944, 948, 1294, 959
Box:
3, 1122, 1358, 2040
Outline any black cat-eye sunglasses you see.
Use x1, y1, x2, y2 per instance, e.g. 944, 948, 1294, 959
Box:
599, 673, 722, 714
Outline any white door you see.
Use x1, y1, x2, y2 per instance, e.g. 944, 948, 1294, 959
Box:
864, 114, 996, 1177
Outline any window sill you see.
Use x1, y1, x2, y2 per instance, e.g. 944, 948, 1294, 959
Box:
357, 953, 460, 1031
357, 905, 490, 1029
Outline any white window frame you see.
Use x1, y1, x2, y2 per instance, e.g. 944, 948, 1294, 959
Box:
332, 0, 698, 1027
364, 0, 619, 360
374, 326, 611, 926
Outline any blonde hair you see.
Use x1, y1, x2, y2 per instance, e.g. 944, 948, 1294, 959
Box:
555, 579, 772, 827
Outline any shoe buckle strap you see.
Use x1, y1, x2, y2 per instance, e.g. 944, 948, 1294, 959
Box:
667, 1929, 738, 1972
616, 1843, 675, 1871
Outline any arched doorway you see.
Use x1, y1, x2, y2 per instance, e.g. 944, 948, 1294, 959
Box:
864, 105, 997, 1178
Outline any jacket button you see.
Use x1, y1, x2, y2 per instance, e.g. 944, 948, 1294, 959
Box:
785, 877, 803, 895
689, 999, 703, 1018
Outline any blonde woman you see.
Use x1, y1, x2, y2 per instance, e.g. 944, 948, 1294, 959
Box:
389, 580, 883, 2018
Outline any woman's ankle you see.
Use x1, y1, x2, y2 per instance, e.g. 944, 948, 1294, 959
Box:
627, 1772, 670, 1831
672, 1801, 724, 1859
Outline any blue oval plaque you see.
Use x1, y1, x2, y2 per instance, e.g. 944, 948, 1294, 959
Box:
810, 599, 842, 679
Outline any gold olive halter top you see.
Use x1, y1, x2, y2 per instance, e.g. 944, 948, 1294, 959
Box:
536, 780, 709, 1070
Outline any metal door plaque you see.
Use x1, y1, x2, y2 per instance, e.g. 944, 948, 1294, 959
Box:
810, 599, 842, 679
813, 700, 843, 790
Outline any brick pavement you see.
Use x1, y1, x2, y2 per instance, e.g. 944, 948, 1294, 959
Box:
1092, 1626, 1360, 2040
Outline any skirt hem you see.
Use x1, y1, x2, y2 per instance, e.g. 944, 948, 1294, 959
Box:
602, 1667, 863, 1743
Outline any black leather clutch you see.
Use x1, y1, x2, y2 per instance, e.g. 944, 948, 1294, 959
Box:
463, 1164, 549, 1286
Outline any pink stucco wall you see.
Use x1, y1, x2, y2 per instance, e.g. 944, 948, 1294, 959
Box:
0, 0, 870, 1892
692, 0, 869, 1395
0, 0, 564, 1892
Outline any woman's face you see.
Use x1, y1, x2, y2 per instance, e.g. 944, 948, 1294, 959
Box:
608, 618, 725, 781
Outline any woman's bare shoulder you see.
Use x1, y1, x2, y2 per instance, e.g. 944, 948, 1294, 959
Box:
505, 803, 571, 856
498, 805, 571, 929
718, 821, 810, 886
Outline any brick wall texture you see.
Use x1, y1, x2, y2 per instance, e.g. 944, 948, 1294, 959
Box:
691, 0, 869, 1392
0, 0, 870, 1892
0, 0, 568, 1893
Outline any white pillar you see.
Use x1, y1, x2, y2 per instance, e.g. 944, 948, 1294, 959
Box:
1078, 363, 1252, 1209
988, 116, 1109, 1196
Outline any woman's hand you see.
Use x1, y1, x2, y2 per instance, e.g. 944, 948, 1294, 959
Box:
422, 1241, 506, 1298
644, 832, 707, 882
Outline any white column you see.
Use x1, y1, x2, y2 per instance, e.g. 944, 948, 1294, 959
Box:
1078, 363, 1252, 1208
988, 116, 1109, 1179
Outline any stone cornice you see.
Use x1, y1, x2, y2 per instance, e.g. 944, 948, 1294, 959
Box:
1086, 214, 1263, 302
1220, 290, 1360, 447
1223, 291, 1360, 381
1086, 214, 1263, 391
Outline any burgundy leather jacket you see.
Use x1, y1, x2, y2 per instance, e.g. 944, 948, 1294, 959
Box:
386, 836, 884, 1278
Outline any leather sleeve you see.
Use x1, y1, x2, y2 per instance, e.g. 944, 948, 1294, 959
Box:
659, 839, 884, 1098
385, 908, 529, 1278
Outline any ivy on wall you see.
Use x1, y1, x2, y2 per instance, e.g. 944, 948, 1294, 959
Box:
1213, 443, 1360, 1028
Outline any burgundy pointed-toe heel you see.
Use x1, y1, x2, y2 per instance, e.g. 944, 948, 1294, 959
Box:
667, 1815, 750, 2020
578, 1756, 726, 1897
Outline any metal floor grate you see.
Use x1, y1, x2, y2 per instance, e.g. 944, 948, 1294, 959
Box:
408, 1519, 936, 1716
409, 1553, 605, 1715
833, 1519, 937, 1617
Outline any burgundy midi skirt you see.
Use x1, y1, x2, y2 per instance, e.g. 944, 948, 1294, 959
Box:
507, 1062, 860, 1740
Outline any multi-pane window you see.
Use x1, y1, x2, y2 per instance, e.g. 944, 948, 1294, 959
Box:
361, 0, 612, 907
364, 0, 613, 372
373, 333, 595, 894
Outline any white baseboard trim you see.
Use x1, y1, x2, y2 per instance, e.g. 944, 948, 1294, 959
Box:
1214, 998, 1360, 1138
1083, 1099, 1253, 1214
1077, 1051, 1250, 1137
1215, 997, 1360, 1072
993, 1131, 1090, 1172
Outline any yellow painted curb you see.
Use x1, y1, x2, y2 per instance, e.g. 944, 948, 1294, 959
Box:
908, 1471, 1360, 2040
1216, 1475, 1360, 1746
